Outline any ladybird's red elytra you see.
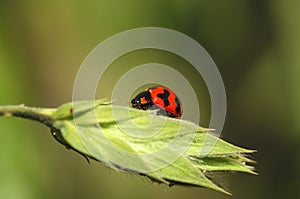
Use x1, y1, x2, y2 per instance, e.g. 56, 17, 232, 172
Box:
131, 86, 182, 118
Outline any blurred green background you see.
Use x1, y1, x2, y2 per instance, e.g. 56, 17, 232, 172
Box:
0, 0, 299, 198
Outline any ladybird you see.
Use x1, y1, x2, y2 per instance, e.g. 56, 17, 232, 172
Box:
131, 86, 182, 118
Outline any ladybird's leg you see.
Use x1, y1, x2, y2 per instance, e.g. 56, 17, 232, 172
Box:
157, 109, 166, 116
153, 107, 168, 117
155, 109, 177, 118
165, 111, 177, 118
147, 104, 161, 114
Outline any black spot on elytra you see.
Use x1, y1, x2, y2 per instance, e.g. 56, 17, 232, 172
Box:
174, 97, 181, 113
157, 89, 170, 106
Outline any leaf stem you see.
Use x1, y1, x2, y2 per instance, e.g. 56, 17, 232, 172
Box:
0, 105, 55, 128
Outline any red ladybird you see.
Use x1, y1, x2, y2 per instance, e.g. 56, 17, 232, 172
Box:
131, 86, 182, 118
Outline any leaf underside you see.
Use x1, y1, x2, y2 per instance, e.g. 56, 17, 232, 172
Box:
52, 100, 256, 195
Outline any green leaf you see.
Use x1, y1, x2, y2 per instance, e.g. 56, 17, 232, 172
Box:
0, 99, 256, 195
52, 100, 256, 194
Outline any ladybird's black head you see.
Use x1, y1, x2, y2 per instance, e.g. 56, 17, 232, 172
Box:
131, 90, 152, 110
